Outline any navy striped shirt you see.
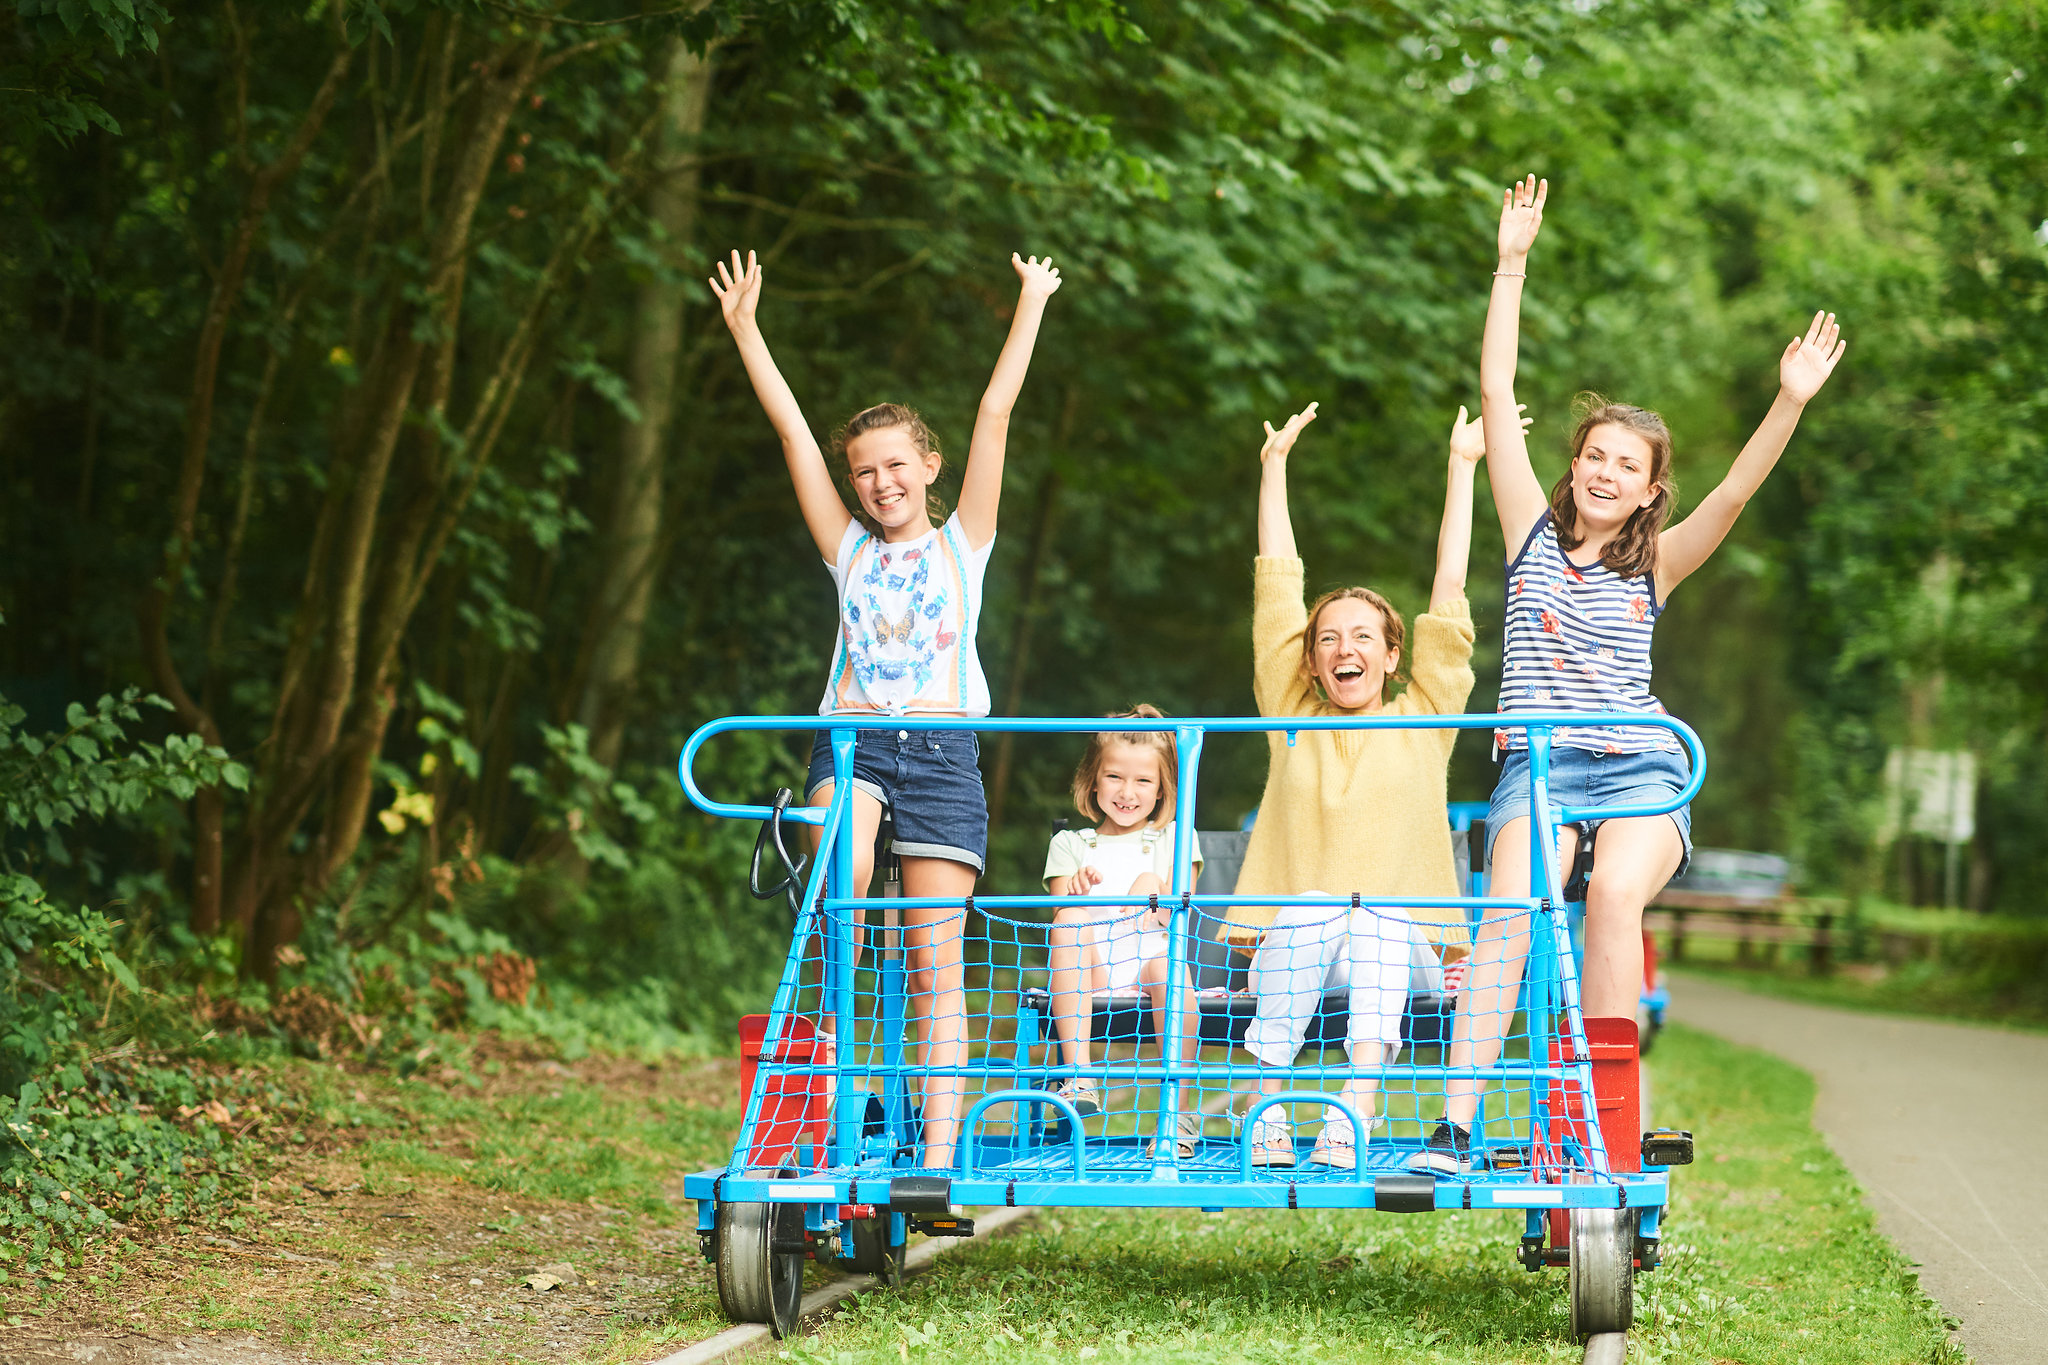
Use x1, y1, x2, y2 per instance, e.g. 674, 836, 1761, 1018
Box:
1495, 513, 1677, 755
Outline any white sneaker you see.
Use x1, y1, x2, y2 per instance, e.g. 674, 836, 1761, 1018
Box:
1248, 1113, 1296, 1167
1307, 1115, 1374, 1170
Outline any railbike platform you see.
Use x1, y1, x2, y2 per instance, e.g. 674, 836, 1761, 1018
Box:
678, 712, 1702, 1340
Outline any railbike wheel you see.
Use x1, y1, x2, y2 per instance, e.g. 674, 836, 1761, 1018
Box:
1568, 1207, 1635, 1338
715, 1201, 806, 1336
843, 1215, 904, 1286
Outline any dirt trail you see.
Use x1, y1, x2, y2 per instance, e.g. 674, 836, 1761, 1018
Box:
1671, 974, 2048, 1364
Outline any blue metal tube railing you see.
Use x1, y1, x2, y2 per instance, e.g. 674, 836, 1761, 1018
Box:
688, 711, 1702, 1180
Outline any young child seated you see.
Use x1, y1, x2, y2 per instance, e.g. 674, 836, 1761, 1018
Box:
1042, 706, 1205, 1155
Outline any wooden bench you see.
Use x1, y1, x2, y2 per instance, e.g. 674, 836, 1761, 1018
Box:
1645, 892, 1847, 975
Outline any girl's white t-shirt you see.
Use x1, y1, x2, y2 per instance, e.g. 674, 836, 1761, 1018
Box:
817, 514, 995, 716
1041, 824, 1204, 896
1042, 823, 1205, 992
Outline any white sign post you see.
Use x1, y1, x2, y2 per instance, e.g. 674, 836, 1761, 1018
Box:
1881, 748, 1977, 908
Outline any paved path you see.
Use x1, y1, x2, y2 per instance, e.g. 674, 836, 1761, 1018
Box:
1670, 975, 2048, 1364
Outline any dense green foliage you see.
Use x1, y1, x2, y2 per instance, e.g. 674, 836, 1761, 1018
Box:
1, 0, 2045, 1149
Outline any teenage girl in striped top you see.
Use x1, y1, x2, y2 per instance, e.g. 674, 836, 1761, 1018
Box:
1414, 176, 1847, 1173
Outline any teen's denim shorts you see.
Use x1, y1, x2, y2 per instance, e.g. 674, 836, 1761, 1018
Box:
1485, 744, 1693, 877
805, 726, 988, 872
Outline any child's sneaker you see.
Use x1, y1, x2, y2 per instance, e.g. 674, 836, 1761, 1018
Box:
1145, 1113, 1203, 1160
1306, 1114, 1372, 1170
1248, 1113, 1297, 1167
1051, 1077, 1101, 1118
1405, 1119, 1472, 1175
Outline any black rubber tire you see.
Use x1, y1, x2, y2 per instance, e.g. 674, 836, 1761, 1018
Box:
843, 1216, 904, 1286
715, 1201, 806, 1336
1568, 1206, 1635, 1338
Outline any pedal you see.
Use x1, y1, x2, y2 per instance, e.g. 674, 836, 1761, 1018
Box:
1483, 1145, 1531, 1171
1641, 1128, 1694, 1166
909, 1215, 975, 1237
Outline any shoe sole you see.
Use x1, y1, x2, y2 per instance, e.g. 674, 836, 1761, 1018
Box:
1305, 1149, 1357, 1170
1405, 1152, 1467, 1175
1249, 1150, 1297, 1167
1064, 1096, 1101, 1117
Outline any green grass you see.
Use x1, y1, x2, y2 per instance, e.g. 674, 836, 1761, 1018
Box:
776, 1026, 1961, 1364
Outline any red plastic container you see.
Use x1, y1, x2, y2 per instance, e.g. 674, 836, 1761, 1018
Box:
1544, 1015, 1642, 1254
737, 1014, 827, 1168
1545, 1015, 1641, 1174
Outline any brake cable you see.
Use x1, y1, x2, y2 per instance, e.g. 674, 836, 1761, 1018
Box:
749, 787, 810, 919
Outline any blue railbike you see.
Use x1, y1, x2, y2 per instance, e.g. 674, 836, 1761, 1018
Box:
680, 712, 1700, 1340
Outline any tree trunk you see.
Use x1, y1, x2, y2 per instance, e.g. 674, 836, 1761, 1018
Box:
237, 42, 543, 976
572, 36, 716, 773
139, 42, 353, 938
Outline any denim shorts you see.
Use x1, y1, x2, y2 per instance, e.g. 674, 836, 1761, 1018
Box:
805, 726, 988, 872
1486, 745, 1693, 877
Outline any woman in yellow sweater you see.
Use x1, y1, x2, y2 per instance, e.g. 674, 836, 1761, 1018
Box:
1234, 400, 1509, 1169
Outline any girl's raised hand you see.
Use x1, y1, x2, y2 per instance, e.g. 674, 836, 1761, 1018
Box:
1072, 864, 1104, 895
1259, 402, 1319, 463
1450, 401, 1532, 464
1779, 310, 1846, 406
1497, 174, 1547, 262
1013, 253, 1062, 300
708, 249, 763, 332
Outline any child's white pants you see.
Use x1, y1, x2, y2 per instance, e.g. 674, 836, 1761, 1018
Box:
1241, 899, 1442, 1067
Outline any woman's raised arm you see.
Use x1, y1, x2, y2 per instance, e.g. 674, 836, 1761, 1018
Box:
709, 249, 850, 561
1432, 403, 1524, 611
1481, 175, 1552, 557
1257, 403, 1319, 560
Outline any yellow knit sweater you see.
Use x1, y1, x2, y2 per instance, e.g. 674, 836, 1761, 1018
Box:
1231, 556, 1476, 935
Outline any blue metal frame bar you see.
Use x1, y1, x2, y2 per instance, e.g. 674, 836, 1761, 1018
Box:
722, 778, 850, 1177
963, 1090, 1088, 1177
679, 712, 1703, 824
689, 710, 1700, 1194
817, 895, 1538, 913
1237, 1093, 1370, 1183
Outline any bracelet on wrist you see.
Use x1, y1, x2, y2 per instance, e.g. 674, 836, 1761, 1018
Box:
1493, 269, 1527, 278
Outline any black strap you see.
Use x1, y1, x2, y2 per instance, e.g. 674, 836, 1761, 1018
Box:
1005, 1181, 1016, 1207
1287, 1182, 1298, 1210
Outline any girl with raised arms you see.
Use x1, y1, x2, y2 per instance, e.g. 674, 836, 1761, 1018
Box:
709, 248, 1063, 1172
1415, 177, 1845, 1174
